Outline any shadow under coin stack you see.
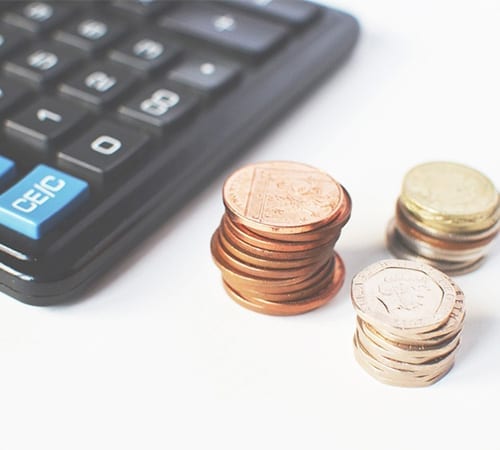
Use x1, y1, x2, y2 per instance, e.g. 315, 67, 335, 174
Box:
351, 259, 465, 387
210, 161, 351, 315
387, 161, 499, 275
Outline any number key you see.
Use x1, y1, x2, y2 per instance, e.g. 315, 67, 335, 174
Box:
4, 42, 83, 87
109, 31, 181, 75
5, 97, 88, 150
54, 15, 127, 53
57, 120, 150, 187
3, 2, 74, 34
118, 82, 199, 130
59, 62, 138, 108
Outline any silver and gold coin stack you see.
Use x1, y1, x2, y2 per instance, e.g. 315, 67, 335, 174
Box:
386, 161, 499, 275
210, 161, 351, 315
351, 259, 465, 387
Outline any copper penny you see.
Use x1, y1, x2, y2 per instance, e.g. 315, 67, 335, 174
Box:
219, 257, 335, 295
238, 256, 335, 302
223, 161, 344, 234
212, 229, 326, 279
223, 213, 339, 252
220, 217, 335, 265
223, 252, 345, 315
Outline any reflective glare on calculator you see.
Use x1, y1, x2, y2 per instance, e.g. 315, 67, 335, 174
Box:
0, 0, 359, 305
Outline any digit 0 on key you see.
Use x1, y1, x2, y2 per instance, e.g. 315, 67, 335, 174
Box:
0, 164, 89, 239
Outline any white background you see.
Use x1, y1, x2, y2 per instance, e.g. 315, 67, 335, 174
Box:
1, 1, 499, 449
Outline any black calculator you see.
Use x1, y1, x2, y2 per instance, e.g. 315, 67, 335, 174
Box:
0, 1, 359, 305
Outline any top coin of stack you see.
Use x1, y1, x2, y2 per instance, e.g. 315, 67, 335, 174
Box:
210, 161, 351, 315
386, 161, 499, 275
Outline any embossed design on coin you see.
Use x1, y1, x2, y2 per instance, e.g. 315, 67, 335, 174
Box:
223, 161, 342, 233
401, 161, 498, 220
351, 259, 456, 332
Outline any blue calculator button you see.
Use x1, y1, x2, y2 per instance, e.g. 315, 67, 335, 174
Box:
0, 156, 16, 189
0, 164, 89, 239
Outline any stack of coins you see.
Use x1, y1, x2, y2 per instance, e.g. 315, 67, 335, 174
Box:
351, 259, 465, 387
387, 161, 499, 275
210, 161, 351, 315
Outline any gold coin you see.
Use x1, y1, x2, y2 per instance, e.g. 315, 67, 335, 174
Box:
223, 161, 344, 234
400, 161, 499, 232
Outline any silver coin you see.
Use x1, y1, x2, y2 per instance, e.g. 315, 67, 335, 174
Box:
397, 200, 500, 243
351, 258, 457, 334
386, 220, 486, 276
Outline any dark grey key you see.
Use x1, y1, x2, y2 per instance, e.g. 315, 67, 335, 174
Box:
3, 2, 74, 33
168, 56, 241, 95
5, 97, 88, 149
4, 42, 82, 87
228, 0, 319, 26
0, 25, 27, 60
118, 82, 199, 130
110, 0, 173, 18
57, 120, 150, 187
54, 15, 127, 53
59, 62, 138, 108
159, 3, 289, 58
108, 31, 180, 75
0, 77, 31, 116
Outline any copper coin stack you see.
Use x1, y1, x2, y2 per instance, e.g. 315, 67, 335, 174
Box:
351, 259, 465, 387
210, 161, 352, 315
387, 161, 499, 275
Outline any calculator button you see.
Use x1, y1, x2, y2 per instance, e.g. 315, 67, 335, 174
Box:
228, 0, 319, 26
59, 62, 138, 108
168, 56, 241, 95
110, 0, 173, 18
0, 156, 16, 190
159, 3, 289, 58
4, 42, 83, 87
0, 164, 89, 239
57, 120, 150, 187
5, 97, 88, 148
54, 15, 127, 53
118, 82, 199, 130
108, 32, 181, 75
0, 77, 31, 117
3, 2, 74, 34
0, 25, 27, 60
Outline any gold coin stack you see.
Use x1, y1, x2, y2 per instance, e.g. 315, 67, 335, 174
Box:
210, 161, 352, 315
351, 259, 465, 387
387, 161, 499, 275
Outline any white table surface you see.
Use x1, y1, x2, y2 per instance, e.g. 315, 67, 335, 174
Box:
1, 1, 499, 449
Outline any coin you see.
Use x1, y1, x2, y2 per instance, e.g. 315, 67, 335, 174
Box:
400, 161, 499, 232
351, 259, 465, 387
386, 220, 486, 276
351, 259, 457, 334
223, 161, 344, 234
223, 252, 345, 315
211, 161, 352, 316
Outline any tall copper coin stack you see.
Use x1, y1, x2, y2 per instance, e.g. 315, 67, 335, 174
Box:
210, 161, 351, 315
387, 161, 499, 275
351, 259, 465, 387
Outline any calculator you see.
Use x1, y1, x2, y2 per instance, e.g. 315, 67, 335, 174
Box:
0, 1, 359, 305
